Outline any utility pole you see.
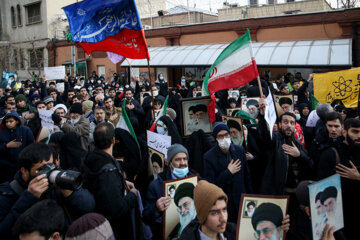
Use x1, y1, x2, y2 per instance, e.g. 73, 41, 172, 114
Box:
187, 0, 190, 24
71, 46, 76, 76
148, 0, 152, 27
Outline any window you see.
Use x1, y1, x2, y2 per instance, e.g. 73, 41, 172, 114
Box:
14, 49, 18, 69
19, 49, 25, 69
249, 0, 258, 6
17, 5, 22, 26
29, 48, 43, 68
26, 2, 41, 24
268, 0, 276, 4
11, 6, 16, 27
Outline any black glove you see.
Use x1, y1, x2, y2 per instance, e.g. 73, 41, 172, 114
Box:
51, 113, 62, 125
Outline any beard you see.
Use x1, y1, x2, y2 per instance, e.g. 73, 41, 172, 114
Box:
249, 108, 259, 119
179, 203, 197, 233
231, 134, 244, 146
347, 134, 360, 149
71, 117, 81, 126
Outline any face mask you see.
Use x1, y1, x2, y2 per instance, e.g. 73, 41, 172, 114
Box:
97, 81, 101, 84
217, 137, 231, 150
24, 90, 30, 95
172, 165, 189, 178
156, 126, 167, 135
152, 90, 158, 96
296, 113, 301, 121
90, 80, 94, 83
241, 96, 247, 99
88, 87, 93, 91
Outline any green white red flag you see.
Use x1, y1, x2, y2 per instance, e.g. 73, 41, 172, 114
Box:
117, 99, 140, 148
202, 29, 259, 96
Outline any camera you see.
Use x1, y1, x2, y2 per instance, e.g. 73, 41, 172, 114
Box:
37, 163, 83, 191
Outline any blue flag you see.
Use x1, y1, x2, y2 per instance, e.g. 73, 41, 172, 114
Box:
63, 0, 142, 43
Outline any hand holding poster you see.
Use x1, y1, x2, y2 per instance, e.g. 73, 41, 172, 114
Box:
38, 109, 54, 130
147, 130, 171, 159
44, 66, 66, 80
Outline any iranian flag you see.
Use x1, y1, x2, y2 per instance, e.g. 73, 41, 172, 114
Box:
202, 29, 259, 96
116, 99, 140, 148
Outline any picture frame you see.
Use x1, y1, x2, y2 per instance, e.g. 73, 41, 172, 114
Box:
226, 107, 242, 117
237, 194, 289, 240
221, 115, 243, 128
241, 97, 260, 119
308, 174, 344, 240
180, 96, 212, 137
228, 90, 240, 101
140, 91, 152, 105
148, 147, 165, 178
273, 94, 295, 118
163, 174, 199, 240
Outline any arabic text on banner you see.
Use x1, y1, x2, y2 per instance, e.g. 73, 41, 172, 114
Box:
147, 130, 171, 159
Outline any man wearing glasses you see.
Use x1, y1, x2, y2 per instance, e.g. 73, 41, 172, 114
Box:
204, 122, 253, 223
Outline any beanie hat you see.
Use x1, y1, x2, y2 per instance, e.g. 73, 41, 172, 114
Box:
174, 182, 195, 206
212, 122, 230, 138
70, 102, 83, 115
15, 94, 26, 103
167, 143, 188, 164
194, 180, 228, 224
65, 213, 114, 240
53, 104, 68, 114
296, 180, 314, 207
30, 94, 41, 101
44, 96, 54, 105
166, 108, 176, 121
251, 203, 283, 230
82, 100, 94, 111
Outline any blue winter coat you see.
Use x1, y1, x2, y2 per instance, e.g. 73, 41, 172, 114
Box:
0, 111, 34, 168
203, 144, 253, 222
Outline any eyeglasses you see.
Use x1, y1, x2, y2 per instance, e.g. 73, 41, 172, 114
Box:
253, 227, 274, 239
337, 110, 347, 114
217, 132, 230, 140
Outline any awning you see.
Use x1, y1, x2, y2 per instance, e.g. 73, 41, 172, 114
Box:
121, 39, 352, 67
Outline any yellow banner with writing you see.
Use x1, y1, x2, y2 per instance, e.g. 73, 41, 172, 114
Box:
313, 68, 360, 108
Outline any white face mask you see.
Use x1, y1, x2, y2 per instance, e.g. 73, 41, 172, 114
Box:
217, 137, 231, 150
152, 90, 159, 96
295, 113, 301, 121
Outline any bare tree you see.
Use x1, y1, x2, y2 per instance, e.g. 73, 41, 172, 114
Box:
340, 0, 359, 8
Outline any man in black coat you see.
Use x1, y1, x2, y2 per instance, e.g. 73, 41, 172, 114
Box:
82, 122, 138, 240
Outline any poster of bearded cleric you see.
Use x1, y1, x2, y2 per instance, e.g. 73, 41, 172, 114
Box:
163, 175, 199, 240
308, 174, 344, 240
237, 194, 289, 240
273, 94, 295, 118
180, 97, 212, 137
241, 97, 260, 119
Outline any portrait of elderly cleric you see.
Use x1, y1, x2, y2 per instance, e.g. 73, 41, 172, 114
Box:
181, 97, 212, 136
164, 176, 198, 240
237, 194, 289, 240
273, 94, 294, 118
308, 174, 344, 240
241, 97, 260, 119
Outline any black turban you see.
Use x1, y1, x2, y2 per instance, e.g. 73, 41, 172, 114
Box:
320, 186, 338, 204
227, 119, 241, 132
151, 153, 163, 168
279, 97, 293, 106
246, 99, 259, 109
174, 182, 195, 206
251, 202, 283, 230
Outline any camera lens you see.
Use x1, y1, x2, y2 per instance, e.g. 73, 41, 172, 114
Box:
49, 170, 83, 190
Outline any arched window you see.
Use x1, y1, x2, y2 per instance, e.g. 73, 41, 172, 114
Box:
17, 5, 22, 26
11, 6, 16, 27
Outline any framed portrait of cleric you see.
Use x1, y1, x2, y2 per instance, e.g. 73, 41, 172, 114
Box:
241, 97, 260, 119
308, 174, 343, 240
228, 90, 240, 101
140, 91, 152, 105
192, 90, 202, 98
221, 115, 243, 127
163, 174, 199, 240
147, 147, 165, 178
273, 94, 294, 118
237, 194, 289, 240
180, 97, 212, 137
226, 107, 242, 117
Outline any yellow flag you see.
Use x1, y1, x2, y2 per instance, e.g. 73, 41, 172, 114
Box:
313, 68, 360, 108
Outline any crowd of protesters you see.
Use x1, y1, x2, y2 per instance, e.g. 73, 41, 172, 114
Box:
0, 70, 359, 240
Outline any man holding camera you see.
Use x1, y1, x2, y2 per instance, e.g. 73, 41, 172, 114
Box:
0, 143, 95, 239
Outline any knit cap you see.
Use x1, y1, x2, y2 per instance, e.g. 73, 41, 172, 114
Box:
65, 213, 114, 240
166, 144, 188, 164
194, 180, 228, 224
70, 102, 83, 115
44, 96, 54, 105
82, 100, 94, 111
212, 122, 230, 138
15, 94, 26, 103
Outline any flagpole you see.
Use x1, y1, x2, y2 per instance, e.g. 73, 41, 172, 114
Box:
241, 123, 248, 152
257, 76, 264, 98
147, 59, 155, 120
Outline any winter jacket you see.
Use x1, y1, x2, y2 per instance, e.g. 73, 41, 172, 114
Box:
61, 116, 90, 151
203, 143, 253, 223
0, 171, 95, 239
82, 148, 137, 240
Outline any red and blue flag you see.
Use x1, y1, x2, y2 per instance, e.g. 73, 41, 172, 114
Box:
63, 0, 150, 59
